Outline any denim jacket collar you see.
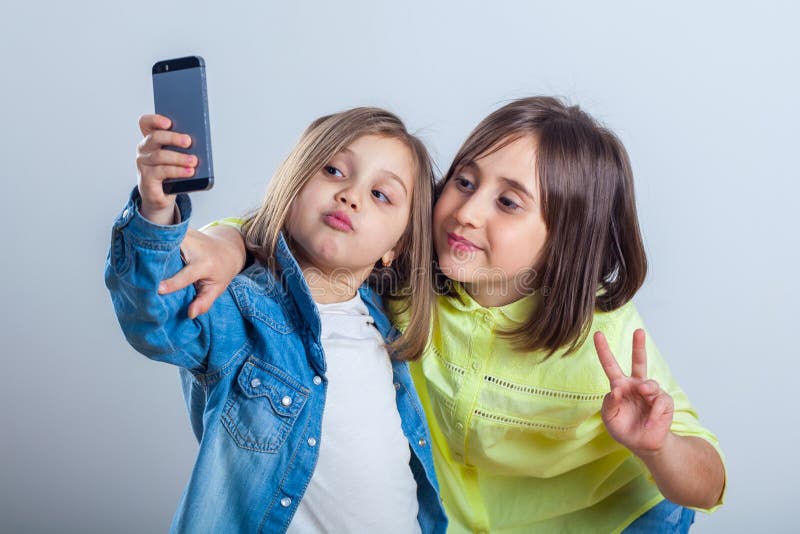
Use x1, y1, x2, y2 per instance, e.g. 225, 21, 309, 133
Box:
273, 232, 396, 345
273, 233, 321, 338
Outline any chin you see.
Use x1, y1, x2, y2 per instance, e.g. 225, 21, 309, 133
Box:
436, 257, 472, 283
308, 240, 343, 264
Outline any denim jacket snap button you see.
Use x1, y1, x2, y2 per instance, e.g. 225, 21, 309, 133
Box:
280, 497, 292, 507
250, 378, 261, 388
313, 376, 322, 385
281, 396, 293, 407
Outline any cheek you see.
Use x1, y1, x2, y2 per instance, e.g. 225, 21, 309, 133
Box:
284, 196, 309, 238
386, 209, 412, 250
432, 195, 451, 236
490, 221, 547, 270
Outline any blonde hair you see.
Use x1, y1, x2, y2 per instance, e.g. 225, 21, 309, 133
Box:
243, 107, 435, 361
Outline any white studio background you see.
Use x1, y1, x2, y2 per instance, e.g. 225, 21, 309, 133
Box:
1, 1, 795, 532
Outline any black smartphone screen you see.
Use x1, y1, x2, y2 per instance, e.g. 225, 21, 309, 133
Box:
152, 56, 214, 194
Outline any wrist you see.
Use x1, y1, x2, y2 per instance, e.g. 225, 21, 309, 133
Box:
140, 200, 179, 225
633, 431, 677, 465
205, 224, 248, 270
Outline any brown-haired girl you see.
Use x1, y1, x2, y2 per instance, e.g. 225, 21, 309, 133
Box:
414, 96, 725, 533
165, 97, 726, 533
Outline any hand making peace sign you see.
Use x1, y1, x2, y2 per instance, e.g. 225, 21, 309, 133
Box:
593, 329, 674, 457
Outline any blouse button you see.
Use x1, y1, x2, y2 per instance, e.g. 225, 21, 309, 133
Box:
250, 378, 261, 388
455, 422, 464, 432
281, 396, 293, 407
471, 360, 481, 371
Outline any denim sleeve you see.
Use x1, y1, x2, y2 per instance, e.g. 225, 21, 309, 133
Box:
104, 187, 211, 372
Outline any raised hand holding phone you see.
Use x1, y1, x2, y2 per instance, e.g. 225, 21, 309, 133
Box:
593, 329, 675, 457
136, 114, 197, 225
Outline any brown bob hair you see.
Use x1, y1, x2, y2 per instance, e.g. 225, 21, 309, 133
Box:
243, 107, 436, 361
437, 96, 648, 357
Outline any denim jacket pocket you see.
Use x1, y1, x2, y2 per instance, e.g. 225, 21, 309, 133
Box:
222, 356, 309, 453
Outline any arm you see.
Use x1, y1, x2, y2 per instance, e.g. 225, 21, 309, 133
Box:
594, 330, 726, 509
105, 189, 212, 371
637, 431, 725, 510
158, 220, 248, 318
104, 114, 212, 371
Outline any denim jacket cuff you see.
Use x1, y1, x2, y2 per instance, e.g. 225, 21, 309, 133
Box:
112, 186, 192, 247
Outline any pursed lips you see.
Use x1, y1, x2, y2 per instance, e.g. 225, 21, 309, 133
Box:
446, 232, 482, 252
323, 210, 354, 232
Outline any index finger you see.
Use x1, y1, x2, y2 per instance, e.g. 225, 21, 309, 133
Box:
139, 114, 172, 136
631, 328, 648, 379
593, 331, 626, 383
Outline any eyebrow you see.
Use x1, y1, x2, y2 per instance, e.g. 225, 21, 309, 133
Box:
383, 170, 408, 196
462, 160, 534, 200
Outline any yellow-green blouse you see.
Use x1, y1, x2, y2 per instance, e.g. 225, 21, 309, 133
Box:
394, 283, 724, 534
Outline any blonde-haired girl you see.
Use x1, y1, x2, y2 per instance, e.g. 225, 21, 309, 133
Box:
105, 107, 447, 533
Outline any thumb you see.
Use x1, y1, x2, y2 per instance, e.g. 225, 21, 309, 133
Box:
602, 387, 623, 422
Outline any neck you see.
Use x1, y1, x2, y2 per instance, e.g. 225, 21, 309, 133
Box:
295, 259, 371, 304
462, 280, 529, 308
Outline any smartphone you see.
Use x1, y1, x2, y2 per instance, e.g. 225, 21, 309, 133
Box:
152, 56, 214, 194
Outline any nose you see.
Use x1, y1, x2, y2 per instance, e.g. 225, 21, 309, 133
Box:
453, 192, 484, 228
337, 187, 360, 211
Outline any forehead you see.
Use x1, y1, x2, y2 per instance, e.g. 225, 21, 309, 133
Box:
471, 135, 538, 186
342, 134, 416, 189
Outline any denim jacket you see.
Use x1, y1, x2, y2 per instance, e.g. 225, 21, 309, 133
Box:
104, 189, 447, 534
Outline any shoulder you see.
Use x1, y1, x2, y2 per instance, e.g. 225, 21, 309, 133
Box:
589, 301, 646, 347
591, 300, 642, 330
555, 301, 647, 378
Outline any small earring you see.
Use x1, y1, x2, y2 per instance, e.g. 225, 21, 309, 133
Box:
382, 258, 393, 268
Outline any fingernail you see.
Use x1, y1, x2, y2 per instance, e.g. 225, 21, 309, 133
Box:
185, 155, 196, 165
185, 167, 193, 174
158, 282, 167, 293
184, 136, 191, 146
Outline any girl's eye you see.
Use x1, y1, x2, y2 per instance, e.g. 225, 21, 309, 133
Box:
454, 176, 474, 191
372, 190, 390, 203
499, 196, 520, 210
325, 165, 344, 178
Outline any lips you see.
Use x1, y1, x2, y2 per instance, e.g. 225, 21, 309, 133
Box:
447, 232, 482, 252
323, 210, 353, 232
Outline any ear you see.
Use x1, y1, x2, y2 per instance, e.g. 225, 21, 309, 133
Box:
381, 249, 396, 268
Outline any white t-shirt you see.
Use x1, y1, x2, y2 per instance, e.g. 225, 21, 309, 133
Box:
287, 293, 421, 534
